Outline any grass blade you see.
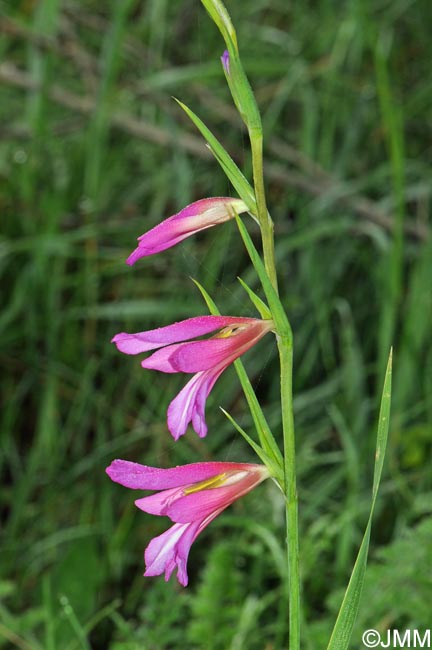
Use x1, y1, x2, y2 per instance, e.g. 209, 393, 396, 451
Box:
327, 349, 393, 650
237, 276, 271, 320
220, 408, 283, 485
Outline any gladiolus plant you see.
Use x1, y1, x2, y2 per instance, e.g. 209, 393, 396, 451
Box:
107, 1, 393, 648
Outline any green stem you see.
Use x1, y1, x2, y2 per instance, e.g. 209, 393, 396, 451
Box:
249, 128, 278, 293
248, 119, 300, 650
279, 336, 300, 650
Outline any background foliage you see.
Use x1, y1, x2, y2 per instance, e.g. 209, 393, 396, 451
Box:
1, 0, 431, 648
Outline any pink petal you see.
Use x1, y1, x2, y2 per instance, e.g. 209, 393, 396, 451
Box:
165, 470, 267, 523
126, 197, 248, 263
106, 459, 250, 490
166, 373, 207, 439
169, 197, 245, 223
190, 368, 222, 436
141, 338, 234, 373
175, 490, 233, 522
164, 322, 265, 372
135, 486, 183, 516
167, 365, 225, 439
144, 511, 222, 586
143, 485, 236, 522
140, 318, 262, 373
126, 230, 188, 263
172, 338, 238, 372
144, 522, 197, 586
112, 316, 244, 355
140, 343, 186, 373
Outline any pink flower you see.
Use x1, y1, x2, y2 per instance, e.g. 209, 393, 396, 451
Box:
106, 459, 270, 586
112, 315, 273, 439
126, 197, 248, 264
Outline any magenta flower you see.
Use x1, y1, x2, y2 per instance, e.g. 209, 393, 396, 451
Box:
126, 197, 248, 264
106, 459, 269, 586
112, 315, 273, 439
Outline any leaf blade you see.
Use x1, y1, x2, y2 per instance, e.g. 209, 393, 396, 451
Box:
326, 349, 393, 650
175, 99, 256, 211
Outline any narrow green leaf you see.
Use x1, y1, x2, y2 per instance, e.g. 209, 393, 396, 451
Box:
326, 349, 393, 650
220, 408, 283, 486
235, 216, 292, 342
232, 357, 284, 469
237, 276, 272, 320
174, 99, 256, 211
190, 278, 220, 315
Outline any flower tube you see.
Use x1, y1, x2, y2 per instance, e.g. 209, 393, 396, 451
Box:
106, 459, 270, 586
126, 197, 248, 264
112, 315, 273, 439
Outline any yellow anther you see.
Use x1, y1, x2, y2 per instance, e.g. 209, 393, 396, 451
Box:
183, 473, 228, 494
214, 325, 246, 339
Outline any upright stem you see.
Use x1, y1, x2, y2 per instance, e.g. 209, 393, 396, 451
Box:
249, 128, 279, 293
249, 123, 300, 649
279, 337, 300, 650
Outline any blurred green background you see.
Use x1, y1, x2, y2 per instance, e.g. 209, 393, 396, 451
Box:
1, 0, 431, 648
